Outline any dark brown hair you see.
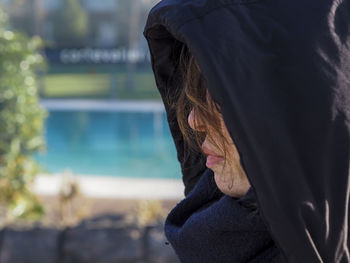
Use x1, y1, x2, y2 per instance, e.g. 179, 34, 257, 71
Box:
174, 45, 258, 208
175, 45, 228, 155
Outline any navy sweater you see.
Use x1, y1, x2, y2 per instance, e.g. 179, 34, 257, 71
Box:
165, 169, 286, 263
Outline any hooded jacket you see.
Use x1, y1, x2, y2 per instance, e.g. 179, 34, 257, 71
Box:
164, 168, 285, 262
143, 0, 350, 262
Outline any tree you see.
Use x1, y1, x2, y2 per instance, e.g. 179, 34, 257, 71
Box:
51, 0, 88, 47
0, 7, 47, 220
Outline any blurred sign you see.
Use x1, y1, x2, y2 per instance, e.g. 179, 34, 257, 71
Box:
44, 48, 151, 64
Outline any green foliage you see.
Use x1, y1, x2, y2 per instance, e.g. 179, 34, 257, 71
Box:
0, 7, 47, 220
51, 0, 88, 47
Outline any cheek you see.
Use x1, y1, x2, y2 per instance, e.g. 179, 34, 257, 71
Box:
220, 119, 234, 145
219, 119, 241, 162
227, 142, 241, 164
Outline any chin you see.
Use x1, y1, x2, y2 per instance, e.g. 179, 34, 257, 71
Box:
213, 169, 250, 197
213, 171, 231, 186
213, 168, 230, 181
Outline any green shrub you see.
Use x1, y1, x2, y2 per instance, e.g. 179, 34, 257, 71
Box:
0, 8, 47, 220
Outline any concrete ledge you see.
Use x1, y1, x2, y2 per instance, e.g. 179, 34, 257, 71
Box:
34, 174, 185, 200
40, 99, 165, 112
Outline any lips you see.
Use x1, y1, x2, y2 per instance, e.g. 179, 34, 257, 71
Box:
202, 145, 225, 168
206, 155, 225, 167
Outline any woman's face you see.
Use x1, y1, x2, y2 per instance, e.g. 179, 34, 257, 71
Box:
187, 98, 251, 197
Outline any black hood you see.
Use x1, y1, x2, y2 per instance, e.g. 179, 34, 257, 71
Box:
144, 0, 350, 262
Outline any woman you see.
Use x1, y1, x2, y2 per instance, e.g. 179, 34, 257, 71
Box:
165, 46, 285, 262
144, 0, 350, 262
177, 46, 252, 198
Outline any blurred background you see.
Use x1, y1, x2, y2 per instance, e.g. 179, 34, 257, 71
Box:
0, 0, 183, 262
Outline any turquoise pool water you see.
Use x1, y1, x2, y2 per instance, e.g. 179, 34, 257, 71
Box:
34, 110, 182, 179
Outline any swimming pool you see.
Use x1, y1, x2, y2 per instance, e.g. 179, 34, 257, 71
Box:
34, 109, 182, 179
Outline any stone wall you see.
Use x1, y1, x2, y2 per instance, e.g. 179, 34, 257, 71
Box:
0, 214, 179, 263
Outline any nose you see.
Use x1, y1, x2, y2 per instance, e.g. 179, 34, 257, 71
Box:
188, 108, 205, 132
